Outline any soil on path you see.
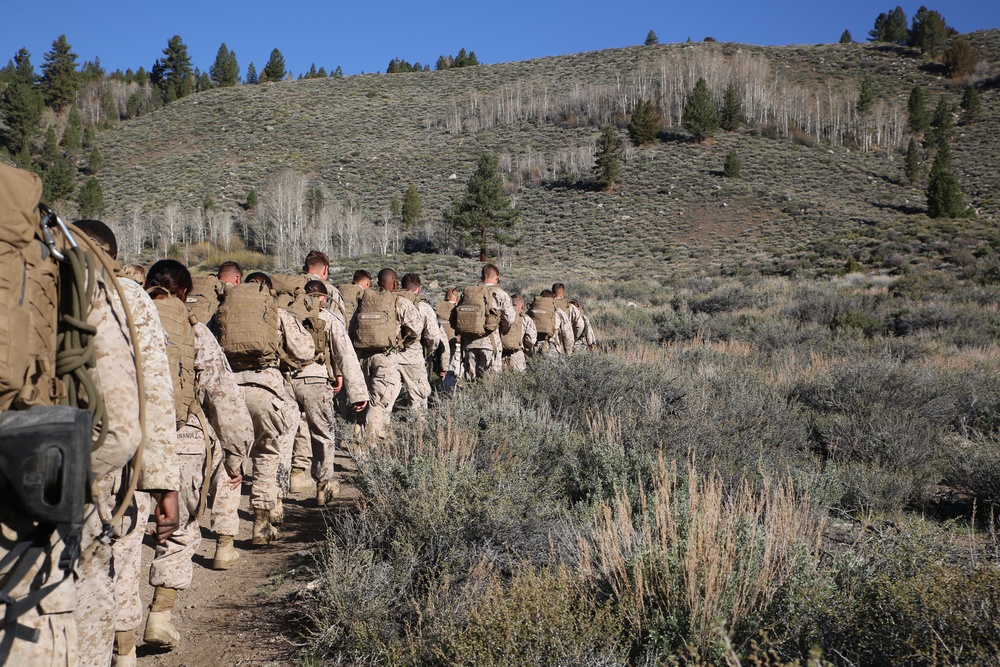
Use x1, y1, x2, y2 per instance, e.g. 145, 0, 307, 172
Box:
132, 479, 357, 667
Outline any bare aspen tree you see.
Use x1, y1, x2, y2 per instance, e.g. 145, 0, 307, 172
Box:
259, 169, 309, 269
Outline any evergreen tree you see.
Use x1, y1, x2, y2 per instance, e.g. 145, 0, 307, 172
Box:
88, 145, 103, 173
904, 137, 920, 184
960, 86, 982, 124
840, 30, 853, 43
907, 85, 929, 135
929, 95, 952, 149
682, 77, 719, 141
42, 154, 76, 202
401, 183, 422, 229
645, 30, 659, 46
333, 66, 343, 77
77, 177, 105, 218
245, 62, 258, 85
627, 98, 662, 146
152, 35, 193, 100
720, 83, 742, 131
210, 43, 240, 87
317, 66, 327, 77
869, 6, 909, 42
909, 7, 951, 55
926, 141, 964, 218
245, 188, 258, 210
942, 38, 978, 79
62, 105, 83, 153
197, 72, 211, 92
857, 76, 876, 117
723, 150, 742, 178
80, 57, 104, 81
262, 49, 287, 82
82, 126, 95, 149
0, 48, 44, 154
126, 91, 143, 118
593, 126, 623, 191
40, 35, 79, 112
42, 126, 59, 162
444, 153, 520, 259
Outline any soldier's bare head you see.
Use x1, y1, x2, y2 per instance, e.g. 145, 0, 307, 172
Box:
552, 282, 566, 298
401, 273, 421, 293
540, 289, 555, 298
245, 271, 273, 289
353, 269, 372, 289
305, 279, 328, 303
445, 288, 459, 303
377, 268, 398, 291
304, 250, 330, 278
218, 261, 242, 285
146, 259, 193, 300
121, 263, 146, 284
73, 219, 118, 260
511, 294, 525, 311
482, 263, 500, 285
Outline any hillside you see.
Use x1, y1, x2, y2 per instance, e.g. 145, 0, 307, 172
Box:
96, 32, 1000, 283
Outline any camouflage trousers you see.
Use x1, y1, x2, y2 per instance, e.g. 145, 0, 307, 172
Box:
243, 384, 298, 510
398, 348, 432, 412
360, 352, 402, 441
113, 489, 152, 633
461, 346, 501, 382
289, 376, 338, 484
502, 349, 528, 372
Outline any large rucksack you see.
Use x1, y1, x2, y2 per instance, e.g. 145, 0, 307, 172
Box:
279, 289, 329, 370
186, 273, 224, 325
529, 296, 556, 338
453, 284, 500, 338
148, 288, 197, 428
501, 313, 526, 352
435, 300, 457, 343
270, 273, 309, 296
215, 282, 281, 371
351, 289, 400, 353
0, 165, 60, 412
338, 283, 364, 323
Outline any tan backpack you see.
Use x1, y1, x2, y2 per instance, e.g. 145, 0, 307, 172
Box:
338, 283, 364, 323
529, 296, 556, 338
0, 165, 60, 412
278, 290, 329, 370
435, 300, 457, 343
270, 273, 309, 296
186, 273, 224, 325
148, 288, 197, 427
215, 282, 281, 371
351, 288, 400, 353
501, 313, 526, 352
453, 284, 500, 338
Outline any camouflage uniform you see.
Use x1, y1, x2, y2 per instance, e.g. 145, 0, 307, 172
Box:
537, 308, 575, 357
235, 311, 313, 510
574, 311, 597, 351
397, 298, 446, 412
289, 309, 369, 483
357, 292, 422, 441
306, 272, 348, 324
461, 285, 516, 382
503, 313, 537, 373
72, 277, 143, 667
148, 323, 252, 590
111, 278, 180, 643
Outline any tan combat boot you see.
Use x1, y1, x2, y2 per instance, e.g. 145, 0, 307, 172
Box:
289, 467, 311, 493
252, 509, 279, 545
316, 479, 341, 506
268, 496, 284, 525
212, 534, 240, 570
111, 630, 137, 667
143, 586, 180, 648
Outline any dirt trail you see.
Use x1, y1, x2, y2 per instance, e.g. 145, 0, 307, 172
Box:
133, 480, 356, 667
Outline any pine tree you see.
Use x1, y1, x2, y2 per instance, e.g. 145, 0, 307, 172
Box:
929, 95, 952, 149
909, 7, 950, 55
943, 38, 978, 80
720, 83, 742, 131
0, 48, 44, 154
152, 35, 193, 101
869, 6, 909, 42
245, 188, 258, 210
723, 150, 742, 178
42, 126, 59, 162
857, 76, 876, 117
210, 43, 240, 87
333, 66, 343, 77
77, 177, 105, 218
960, 86, 982, 124
444, 153, 520, 259
82, 126, 95, 149
262, 49, 287, 82
245, 62, 258, 85
907, 86, 929, 135
401, 183, 422, 229
42, 154, 76, 202
926, 140, 964, 218
682, 77, 719, 141
627, 98, 662, 146
62, 105, 83, 153
40, 35, 80, 112
197, 72, 211, 92
645, 30, 659, 46
594, 126, 623, 191
840, 30, 853, 43
88, 145, 103, 173
904, 137, 920, 184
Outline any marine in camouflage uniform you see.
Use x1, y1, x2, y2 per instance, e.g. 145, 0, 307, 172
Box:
502, 295, 537, 373
396, 273, 448, 413
460, 265, 516, 382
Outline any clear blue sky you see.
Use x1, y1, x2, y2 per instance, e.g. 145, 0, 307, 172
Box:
2, 1, 997, 77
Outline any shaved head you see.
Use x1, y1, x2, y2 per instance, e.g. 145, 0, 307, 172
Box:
377, 268, 398, 290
